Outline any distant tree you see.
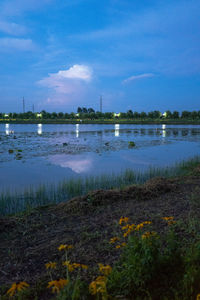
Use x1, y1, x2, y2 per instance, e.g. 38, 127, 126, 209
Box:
120, 112, 127, 118
127, 110, 133, 118
82, 107, 88, 114
172, 111, 179, 119
165, 110, 172, 119
133, 112, 140, 119
88, 108, 95, 113
58, 112, 64, 119
191, 111, 198, 119
77, 107, 82, 113
181, 111, 191, 119
140, 112, 147, 119
64, 113, 70, 119
104, 112, 113, 119
51, 112, 58, 119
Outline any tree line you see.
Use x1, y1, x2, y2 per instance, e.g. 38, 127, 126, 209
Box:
0, 108, 200, 120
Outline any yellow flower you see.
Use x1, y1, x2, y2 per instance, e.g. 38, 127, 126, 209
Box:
47, 279, 68, 294
81, 264, 88, 269
7, 282, 29, 297
116, 244, 121, 249
98, 264, 112, 276
45, 261, 57, 269
110, 237, 120, 243
121, 242, 127, 247
62, 261, 75, 272
89, 276, 107, 295
119, 217, 129, 225
135, 223, 144, 231
168, 220, 176, 225
58, 244, 73, 251
142, 231, 157, 239
197, 293, 200, 300
162, 217, 174, 221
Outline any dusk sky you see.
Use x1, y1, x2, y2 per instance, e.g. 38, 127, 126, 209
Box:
0, 0, 200, 113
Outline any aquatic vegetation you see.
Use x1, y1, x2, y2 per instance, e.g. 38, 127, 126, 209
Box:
0, 156, 200, 216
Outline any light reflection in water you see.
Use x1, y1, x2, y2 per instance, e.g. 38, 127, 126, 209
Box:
5, 123, 9, 135
76, 124, 79, 138
37, 124, 42, 135
162, 124, 166, 138
115, 124, 120, 137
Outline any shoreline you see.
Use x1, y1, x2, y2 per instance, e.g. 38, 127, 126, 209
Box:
1, 119, 200, 125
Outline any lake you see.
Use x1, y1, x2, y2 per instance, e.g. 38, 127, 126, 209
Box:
0, 123, 200, 193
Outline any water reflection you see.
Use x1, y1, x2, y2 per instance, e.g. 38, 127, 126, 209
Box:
115, 124, 120, 137
49, 155, 92, 173
162, 124, 166, 138
5, 123, 9, 135
37, 124, 42, 135
76, 124, 79, 138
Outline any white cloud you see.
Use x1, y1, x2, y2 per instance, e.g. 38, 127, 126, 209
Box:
0, 37, 34, 51
38, 64, 92, 94
123, 73, 154, 84
57, 65, 92, 81
0, 20, 27, 35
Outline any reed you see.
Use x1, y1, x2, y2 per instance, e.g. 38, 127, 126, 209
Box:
0, 156, 200, 216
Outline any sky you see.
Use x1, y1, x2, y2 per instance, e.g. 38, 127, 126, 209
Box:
0, 0, 200, 113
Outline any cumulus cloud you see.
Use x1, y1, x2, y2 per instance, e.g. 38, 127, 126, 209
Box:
38, 64, 92, 94
123, 73, 154, 84
0, 37, 34, 51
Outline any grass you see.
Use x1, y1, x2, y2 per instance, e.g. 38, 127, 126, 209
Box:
0, 156, 200, 216
1, 118, 200, 125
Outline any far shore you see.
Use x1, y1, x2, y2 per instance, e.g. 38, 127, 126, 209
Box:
1, 118, 200, 125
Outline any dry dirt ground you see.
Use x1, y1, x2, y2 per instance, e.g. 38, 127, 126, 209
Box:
1, 169, 200, 293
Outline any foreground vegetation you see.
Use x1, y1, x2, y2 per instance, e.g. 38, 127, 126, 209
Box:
1, 157, 200, 299
1, 157, 200, 216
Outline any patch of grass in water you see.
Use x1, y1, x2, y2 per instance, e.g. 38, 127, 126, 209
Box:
1, 156, 200, 216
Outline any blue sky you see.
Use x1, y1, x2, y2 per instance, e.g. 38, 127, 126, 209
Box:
0, 0, 199, 113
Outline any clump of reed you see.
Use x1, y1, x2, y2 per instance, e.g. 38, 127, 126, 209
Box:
0, 156, 200, 216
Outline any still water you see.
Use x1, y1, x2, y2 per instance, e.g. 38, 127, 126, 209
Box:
0, 123, 200, 192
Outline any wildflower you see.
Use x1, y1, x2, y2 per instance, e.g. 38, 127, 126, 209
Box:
109, 237, 120, 243
119, 217, 129, 225
168, 220, 176, 225
45, 262, 57, 269
58, 244, 73, 251
116, 244, 121, 249
121, 242, 127, 247
116, 242, 126, 249
197, 293, 200, 300
162, 217, 174, 221
98, 264, 112, 276
7, 282, 29, 297
47, 279, 68, 294
62, 261, 75, 272
143, 221, 152, 225
142, 231, 157, 239
81, 264, 88, 269
89, 276, 107, 295
123, 229, 131, 237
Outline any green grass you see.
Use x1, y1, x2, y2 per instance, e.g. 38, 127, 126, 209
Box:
0, 156, 200, 216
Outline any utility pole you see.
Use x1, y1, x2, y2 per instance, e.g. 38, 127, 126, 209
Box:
23, 97, 25, 113
100, 95, 102, 113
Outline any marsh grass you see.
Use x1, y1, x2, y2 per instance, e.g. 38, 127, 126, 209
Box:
1, 156, 200, 216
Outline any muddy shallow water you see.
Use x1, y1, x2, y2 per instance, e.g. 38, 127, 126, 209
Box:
0, 123, 200, 192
